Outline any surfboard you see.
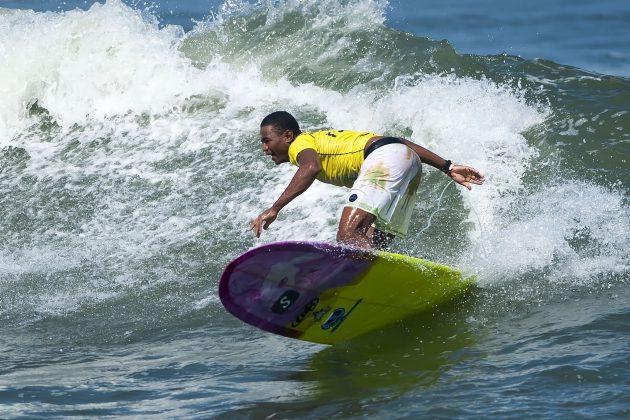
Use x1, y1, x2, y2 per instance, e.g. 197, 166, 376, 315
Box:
219, 241, 475, 345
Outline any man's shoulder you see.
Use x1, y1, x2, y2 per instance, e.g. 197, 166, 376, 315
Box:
291, 132, 317, 147
288, 133, 318, 165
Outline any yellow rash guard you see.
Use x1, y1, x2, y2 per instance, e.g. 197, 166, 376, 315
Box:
287, 130, 378, 187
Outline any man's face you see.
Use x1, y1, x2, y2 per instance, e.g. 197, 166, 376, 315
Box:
260, 125, 292, 165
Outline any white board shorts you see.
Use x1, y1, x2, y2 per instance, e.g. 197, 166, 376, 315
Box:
346, 143, 422, 237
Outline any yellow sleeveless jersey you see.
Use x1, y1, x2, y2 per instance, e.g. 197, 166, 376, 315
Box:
288, 130, 378, 187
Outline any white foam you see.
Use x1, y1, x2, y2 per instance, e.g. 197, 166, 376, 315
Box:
0, 0, 203, 140
473, 182, 629, 285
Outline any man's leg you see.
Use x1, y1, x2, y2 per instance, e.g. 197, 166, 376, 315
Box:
337, 207, 395, 249
339, 143, 420, 249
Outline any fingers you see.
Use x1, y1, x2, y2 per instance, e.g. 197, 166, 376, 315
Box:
461, 167, 483, 181
451, 165, 485, 189
469, 168, 485, 184
250, 218, 261, 237
468, 173, 484, 185
250, 209, 277, 238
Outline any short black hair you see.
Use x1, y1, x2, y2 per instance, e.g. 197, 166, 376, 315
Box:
260, 111, 301, 136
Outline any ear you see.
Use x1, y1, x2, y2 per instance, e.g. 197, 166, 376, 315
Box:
282, 129, 295, 143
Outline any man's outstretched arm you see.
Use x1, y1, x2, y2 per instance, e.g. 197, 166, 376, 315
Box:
251, 149, 322, 237
401, 139, 485, 190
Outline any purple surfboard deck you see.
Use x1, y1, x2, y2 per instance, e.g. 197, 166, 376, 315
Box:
219, 241, 375, 340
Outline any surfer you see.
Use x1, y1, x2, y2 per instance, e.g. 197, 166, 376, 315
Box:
251, 111, 485, 249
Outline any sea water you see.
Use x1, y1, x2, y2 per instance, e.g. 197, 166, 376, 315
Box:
0, 0, 628, 417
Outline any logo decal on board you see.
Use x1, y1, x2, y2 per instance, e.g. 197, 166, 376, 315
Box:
321, 299, 363, 332
312, 307, 331, 322
271, 290, 300, 314
291, 297, 320, 327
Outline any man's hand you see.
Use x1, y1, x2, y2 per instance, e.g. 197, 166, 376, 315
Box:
251, 207, 279, 238
449, 165, 485, 190
250, 149, 322, 238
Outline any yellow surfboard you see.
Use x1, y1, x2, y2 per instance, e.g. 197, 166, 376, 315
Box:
219, 241, 475, 345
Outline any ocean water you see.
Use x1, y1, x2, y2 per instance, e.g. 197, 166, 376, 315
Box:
1, 0, 629, 417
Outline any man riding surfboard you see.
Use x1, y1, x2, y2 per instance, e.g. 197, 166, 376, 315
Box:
251, 111, 485, 249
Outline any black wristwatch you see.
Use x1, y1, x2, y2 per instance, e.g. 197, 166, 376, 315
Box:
442, 159, 454, 174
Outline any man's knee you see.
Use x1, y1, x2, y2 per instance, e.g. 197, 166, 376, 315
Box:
337, 206, 377, 247
338, 207, 373, 231
336, 228, 354, 243
336, 230, 346, 243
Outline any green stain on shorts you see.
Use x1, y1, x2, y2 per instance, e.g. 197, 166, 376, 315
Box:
364, 163, 390, 189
